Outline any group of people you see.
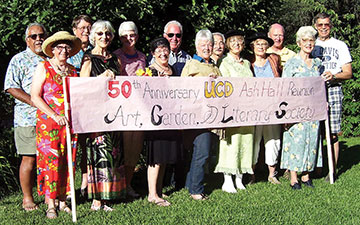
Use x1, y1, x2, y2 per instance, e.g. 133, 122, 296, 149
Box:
4, 12, 352, 219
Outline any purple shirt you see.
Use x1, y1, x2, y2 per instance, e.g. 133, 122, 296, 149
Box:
113, 48, 146, 76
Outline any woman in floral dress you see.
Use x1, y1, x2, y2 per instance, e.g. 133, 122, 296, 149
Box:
31, 31, 81, 219
80, 20, 126, 211
280, 26, 323, 190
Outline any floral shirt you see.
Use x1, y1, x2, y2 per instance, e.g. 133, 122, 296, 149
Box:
4, 48, 46, 127
282, 54, 322, 78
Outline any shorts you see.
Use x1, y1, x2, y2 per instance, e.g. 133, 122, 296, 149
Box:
14, 126, 36, 155
327, 86, 343, 134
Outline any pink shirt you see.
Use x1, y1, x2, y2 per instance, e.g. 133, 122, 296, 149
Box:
113, 48, 146, 76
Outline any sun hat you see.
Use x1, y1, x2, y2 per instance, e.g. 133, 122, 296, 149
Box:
42, 31, 81, 57
246, 32, 274, 47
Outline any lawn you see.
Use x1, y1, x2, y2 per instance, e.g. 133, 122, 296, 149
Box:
1, 137, 360, 224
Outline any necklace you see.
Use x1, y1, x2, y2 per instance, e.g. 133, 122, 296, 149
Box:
50, 59, 69, 77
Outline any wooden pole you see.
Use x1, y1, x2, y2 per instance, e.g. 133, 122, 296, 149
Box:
63, 77, 77, 222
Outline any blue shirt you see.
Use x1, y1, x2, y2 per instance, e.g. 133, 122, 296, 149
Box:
147, 49, 191, 76
253, 60, 274, 77
4, 48, 45, 127
67, 45, 93, 74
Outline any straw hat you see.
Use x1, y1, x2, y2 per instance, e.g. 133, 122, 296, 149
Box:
42, 31, 81, 57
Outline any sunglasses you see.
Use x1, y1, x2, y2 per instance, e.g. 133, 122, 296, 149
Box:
96, 31, 112, 36
166, 33, 182, 38
27, 33, 46, 40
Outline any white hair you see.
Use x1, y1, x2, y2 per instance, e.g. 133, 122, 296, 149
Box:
89, 20, 115, 46
163, 20, 183, 34
212, 32, 225, 42
118, 21, 138, 36
195, 29, 213, 47
25, 22, 47, 41
296, 26, 317, 43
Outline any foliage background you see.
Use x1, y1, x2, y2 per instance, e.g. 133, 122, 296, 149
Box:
0, 0, 359, 196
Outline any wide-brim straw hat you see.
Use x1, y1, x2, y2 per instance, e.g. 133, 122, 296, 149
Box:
42, 31, 81, 57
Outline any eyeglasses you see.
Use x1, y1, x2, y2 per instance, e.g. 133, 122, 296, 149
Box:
166, 33, 182, 38
255, 42, 268, 48
154, 48, 170, 54
316, 23, 331, 28
96, 31, 112, 36
229, 38, 244, 44
27, 33, 46, 40
77, 26, 91, 32
121, 34, 137, 38
55, 45, 72, 52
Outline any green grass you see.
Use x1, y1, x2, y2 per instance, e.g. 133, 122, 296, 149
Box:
1, 137, 360, 224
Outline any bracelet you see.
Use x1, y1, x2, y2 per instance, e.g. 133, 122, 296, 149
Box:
50, 113, 57, 120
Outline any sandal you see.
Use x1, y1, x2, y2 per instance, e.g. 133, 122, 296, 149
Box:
148, 199, 171, 207
59, 205, 71, 214
22, 202, 38, 211
190, 193, 208, 201
46, 207, 58, 219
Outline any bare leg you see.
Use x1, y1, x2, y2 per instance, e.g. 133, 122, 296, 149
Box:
301, 172, 310, 182
78, 134, 88, 190
20, 155, 37, 210
290, 171, 298, 185
332, 134, 339, 170
147, 164, 170, 206
157, 164, 166, 197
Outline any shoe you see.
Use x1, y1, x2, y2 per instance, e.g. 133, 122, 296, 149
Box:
59, 205, 71, 214
22, 202, 38, 211
127, 186, 140, 198
302, 179, 315, 188
268, 176, 281, 185
148, 199, 171, 207
46, 207, 58, 219
221, 184, 237, 193
190, 193, 208, 200
91, 202, 114, 211
290, 182, 301, 190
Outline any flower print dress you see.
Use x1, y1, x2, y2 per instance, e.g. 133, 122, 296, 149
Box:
280, 54, 323, 172
84, 51, 126, 200
36, 61, 78, 199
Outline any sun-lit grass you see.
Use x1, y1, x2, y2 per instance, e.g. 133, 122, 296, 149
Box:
1, 137, 359, 224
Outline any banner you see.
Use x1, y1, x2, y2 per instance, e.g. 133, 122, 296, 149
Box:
68, 76, 328, 133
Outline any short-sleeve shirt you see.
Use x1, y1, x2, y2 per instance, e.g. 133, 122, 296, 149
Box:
267, 47, 296, 67
67, 45, 93, 74
113, 48, 146, 76
4, 48, 45, 127
312, 37, 352, 75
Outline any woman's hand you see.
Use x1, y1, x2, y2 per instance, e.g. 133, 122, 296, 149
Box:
283, 123, 294, 131
52, 114, 69, 126
209, 73, 218, 78
100, 69, 115, 79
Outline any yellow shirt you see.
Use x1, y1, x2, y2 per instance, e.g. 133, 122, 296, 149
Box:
181, 59, 222, 77
267, 47, 296, 67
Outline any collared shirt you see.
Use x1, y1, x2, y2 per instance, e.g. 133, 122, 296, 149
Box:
67, 45, 93, 74
267, 47, 296, 67
4, 48, 45, 127
218, 53, 253, 78
181, 54, 222, 77
147, 49, 191, 76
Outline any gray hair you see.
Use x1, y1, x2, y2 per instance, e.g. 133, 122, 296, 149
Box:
195, 29, 213, 47
118, 21, 138, 36
89, 20, 115, 46
24, 23, 47, 41
163, 20, 183, 34
212, 32, 225, 43
296, 26, 317, 43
